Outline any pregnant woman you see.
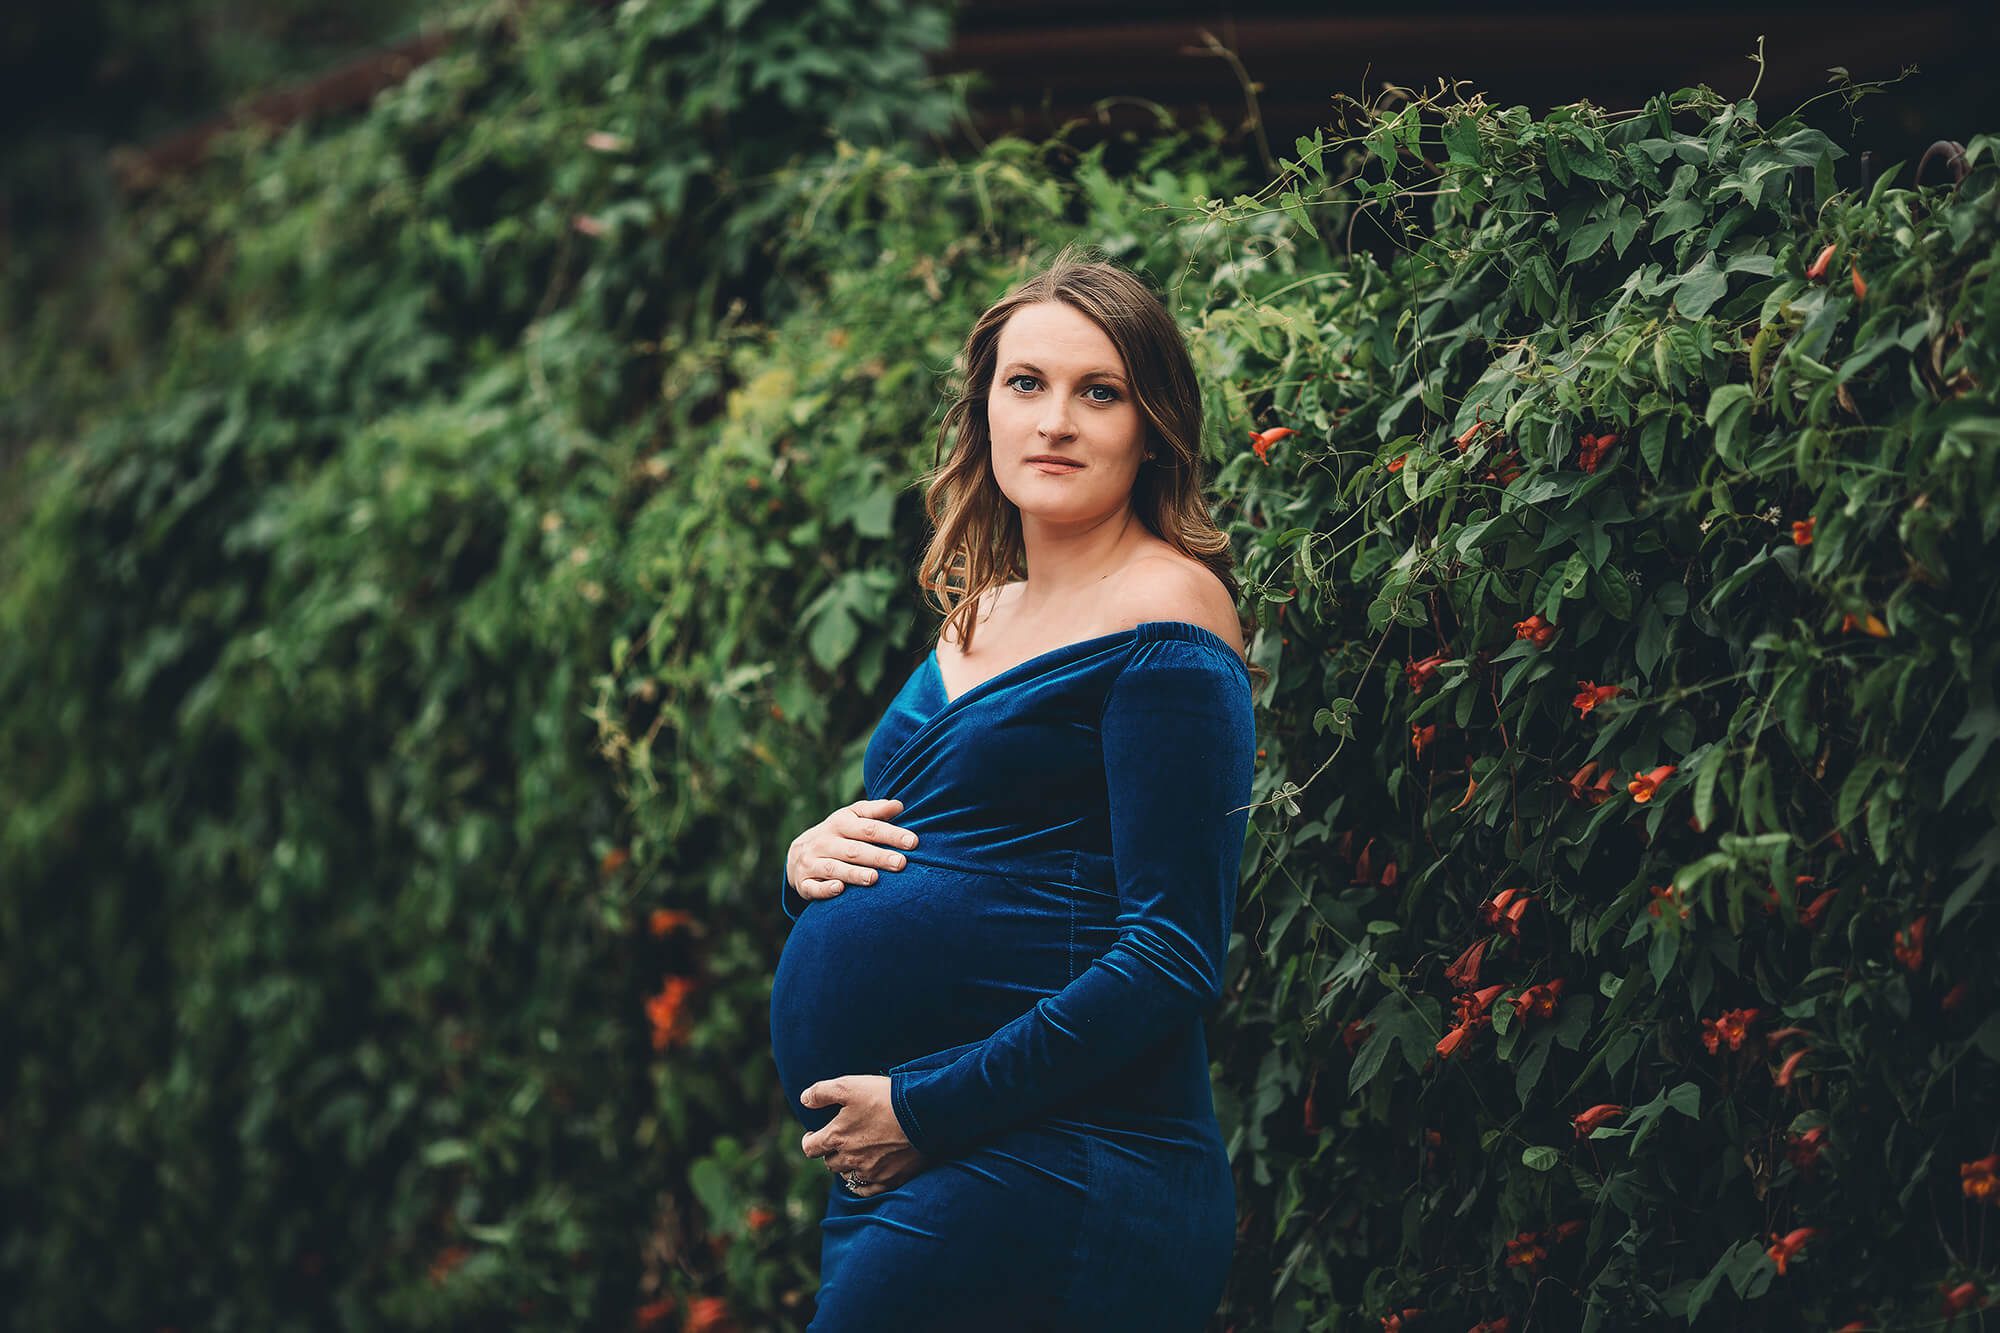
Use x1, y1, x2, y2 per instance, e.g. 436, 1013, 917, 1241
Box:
769, 246, 1260, 1331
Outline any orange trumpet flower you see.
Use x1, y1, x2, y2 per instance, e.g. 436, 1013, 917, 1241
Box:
1628, 765, 1677, 802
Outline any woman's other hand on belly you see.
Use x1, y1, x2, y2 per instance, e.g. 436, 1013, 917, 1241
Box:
785, 798, 920, 902
799, 1074, 929, 1197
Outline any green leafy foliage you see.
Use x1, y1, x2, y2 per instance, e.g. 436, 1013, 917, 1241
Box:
1211, 87, 2000, 1330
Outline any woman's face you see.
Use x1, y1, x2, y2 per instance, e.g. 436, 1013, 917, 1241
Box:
985, 301, 1147, 523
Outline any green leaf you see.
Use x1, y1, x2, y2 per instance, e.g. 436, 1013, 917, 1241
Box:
1673, 253, 1729, 320
1704, 384, 1754, 466
1866, 789, 1893, 863
1314, 698, 1357, 738
1593, 567, 1634, 619
1565, 218, 1616, 268
1522, 1144, 1561, 1172
1516, 1026, 1556, 1105
1636, 600, 1668, 677
1942, 829, 2000, 929
1694, 751, 1724, 831
421, 1138, 473, 1167
1442, 114, 1483, 165
1649, 925, 1681, 987
1942, 705, 1999, 808
1704, 383, 1753, 427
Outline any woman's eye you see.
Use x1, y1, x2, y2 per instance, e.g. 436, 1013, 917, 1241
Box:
1007, 375, 1119, 403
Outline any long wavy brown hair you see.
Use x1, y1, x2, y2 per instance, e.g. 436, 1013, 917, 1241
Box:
913, 242, 1266, 688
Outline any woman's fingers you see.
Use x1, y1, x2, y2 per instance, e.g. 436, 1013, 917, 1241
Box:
837, 806, 920, 853
791, 801, 921, 900
798, 841, 907, 898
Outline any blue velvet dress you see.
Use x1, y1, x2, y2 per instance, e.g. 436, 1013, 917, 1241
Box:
769, 619, 1254, 1331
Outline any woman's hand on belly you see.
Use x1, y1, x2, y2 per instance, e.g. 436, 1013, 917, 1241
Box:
786, 798, 920, 902
799, 1075, 929, 1198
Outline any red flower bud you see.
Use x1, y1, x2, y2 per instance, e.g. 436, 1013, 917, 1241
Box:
1444, 937, 1488, 990
1573, 1103, 1625, 1137
1892, 914, 1928, 971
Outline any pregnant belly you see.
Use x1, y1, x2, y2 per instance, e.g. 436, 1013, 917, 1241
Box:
770, 859, 1081, 1115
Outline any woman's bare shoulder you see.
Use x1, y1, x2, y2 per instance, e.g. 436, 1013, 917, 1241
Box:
1112, 555, 1244, 658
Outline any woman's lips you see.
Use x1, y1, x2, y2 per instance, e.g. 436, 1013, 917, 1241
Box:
1027, 459, 1083, 474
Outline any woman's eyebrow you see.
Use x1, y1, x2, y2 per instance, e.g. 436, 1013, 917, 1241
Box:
1001, 361, 1127, 384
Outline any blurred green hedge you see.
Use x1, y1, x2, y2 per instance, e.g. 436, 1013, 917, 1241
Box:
5, 0, 1999, 1329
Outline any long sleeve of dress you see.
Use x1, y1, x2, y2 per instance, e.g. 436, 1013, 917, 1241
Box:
884, 639, 1255, 1160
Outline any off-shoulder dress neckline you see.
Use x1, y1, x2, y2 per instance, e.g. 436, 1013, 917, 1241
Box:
927, 619, 1247, 709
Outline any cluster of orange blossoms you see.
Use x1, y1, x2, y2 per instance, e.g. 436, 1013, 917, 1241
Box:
1892, 914, 1929, 971
1841, 610, 1891, 637
1481, 886, 1535, 939
1648, 882, 1690, 922
1576, 431, 1618, 473
648, 908, 694, 937
1699, 1006, 1760, 1055
1563, 761, 1619, 805
1404, 652, 1450, 693
1508, 978, 1566, 1022
646, 975, 697, 1051
1513, 613, 1557, 647
1433, 886, 1563, 1062
1444, 937, 1488, 989
1504, 1219, 1585, 1273
1572, 680, 1622, 717
1786, 1125, 1828, 1177
1940, 1282, 1990, 1318
1341, 832, 1401, 889
1411, 723, 1438, 760
1435, 984, 1508, 1060
1386, 452, 1407, 472
645, 1295, 733, 1333
1769, 1027, 1813, 1089
1962, 1154, 2000, 1204
1248, 426, 1295, 464
1797, 884, 1839, 931
1792, 515, 1816, 546
1803, 239, 1869, 301
1756, 874, 1819, 918
428, 1244, 471, 1286
1467, 1319, 1513, 1333
1767, 1226, 1816, 1275
1482, 446, 1524, 487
